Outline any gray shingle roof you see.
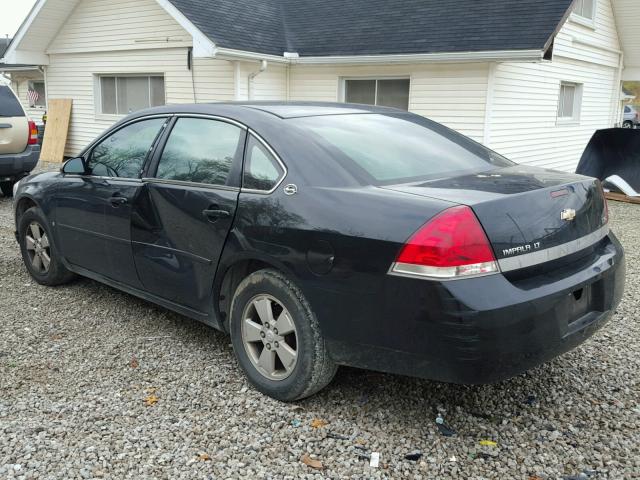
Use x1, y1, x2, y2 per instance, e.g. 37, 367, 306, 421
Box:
168, 0, 574, 57
0, 38, 11, 59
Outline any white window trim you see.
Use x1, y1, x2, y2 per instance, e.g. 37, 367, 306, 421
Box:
94, 73, 166, 117
570, 0, 597, 29
27, 80, 46, 109
339, 76, 411, 106
557, 81, 584, 126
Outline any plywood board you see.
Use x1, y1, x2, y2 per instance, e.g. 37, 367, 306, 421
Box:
40, 99, 72, 163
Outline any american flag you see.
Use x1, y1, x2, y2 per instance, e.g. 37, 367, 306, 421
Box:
27, 89, 39, 106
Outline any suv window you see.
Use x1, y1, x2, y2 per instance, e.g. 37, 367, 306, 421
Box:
0, 86, 25, 117
156, 118, 244, 186
88, 118, 166, 178
243, 135, 284, 191
625, 106, 631, 113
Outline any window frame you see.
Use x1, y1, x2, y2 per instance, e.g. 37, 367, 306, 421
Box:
96, 74, 166, 117
241, 133, 288, 194
145, 114, 249, 190
340, 76, 411, 110
82, 115, 170, 180
571, 0, 597, 28
27, 80, 46, 108
557, 81, 583, 125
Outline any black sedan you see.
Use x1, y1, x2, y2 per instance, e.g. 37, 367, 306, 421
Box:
13, 103, 625, 401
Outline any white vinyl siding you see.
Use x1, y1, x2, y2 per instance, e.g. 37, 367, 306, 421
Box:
47, 0, 190, 54
486, 0, 621, 172
289, 63, 489, 142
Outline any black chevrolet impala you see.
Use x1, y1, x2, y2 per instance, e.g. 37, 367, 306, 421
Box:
13, 103, 625, 401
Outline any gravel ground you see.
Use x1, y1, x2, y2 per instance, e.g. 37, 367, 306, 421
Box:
0, 183, 639, 479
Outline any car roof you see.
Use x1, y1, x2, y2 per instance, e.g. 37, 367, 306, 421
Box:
126, 101, 404, 122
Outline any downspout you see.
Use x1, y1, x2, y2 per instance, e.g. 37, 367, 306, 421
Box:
248, 60, 268, 100
611, 52, 624, 127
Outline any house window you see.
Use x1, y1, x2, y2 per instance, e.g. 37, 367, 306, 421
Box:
99, 75, 165, 115
344, 78, 410, 110
557, 82, 583, 122
28, 81, 46, 108
573, 0, 596, 21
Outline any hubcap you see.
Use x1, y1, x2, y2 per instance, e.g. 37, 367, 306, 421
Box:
25, 221, 51, 274
241, 295, 298, 381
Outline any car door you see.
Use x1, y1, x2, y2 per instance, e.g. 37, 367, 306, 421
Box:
131, 116, 246, 313
54, 116, 168, 286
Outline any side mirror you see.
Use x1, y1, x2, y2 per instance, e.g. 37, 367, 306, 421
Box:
61, 157, 87, 175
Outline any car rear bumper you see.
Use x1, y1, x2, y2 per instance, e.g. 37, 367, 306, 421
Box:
0, 145, 41, 178
321, 233, 625, 384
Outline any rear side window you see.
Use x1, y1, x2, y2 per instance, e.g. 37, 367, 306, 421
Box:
243, 135, 284, 191
88, 118, 166, 178
0, 86, 25, 117
155, 118, 244, 186
291, 114, 513, 184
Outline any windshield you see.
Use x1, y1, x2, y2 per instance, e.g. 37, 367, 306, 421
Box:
291, 114, 513, 185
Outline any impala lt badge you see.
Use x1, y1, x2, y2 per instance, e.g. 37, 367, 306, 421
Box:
561, 209, 576, 221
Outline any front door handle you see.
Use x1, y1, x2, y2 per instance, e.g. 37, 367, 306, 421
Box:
109, 196, 128, 207
202, 209, 230, 222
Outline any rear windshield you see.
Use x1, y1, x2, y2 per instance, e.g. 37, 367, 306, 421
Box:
291, 114, 513, 184
0, 86, 25, 117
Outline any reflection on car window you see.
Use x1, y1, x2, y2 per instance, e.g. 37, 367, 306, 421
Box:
292, 114, 514, 184
156, 118, 243, 186
88, 118, 166, 178
243, 135, 284, 191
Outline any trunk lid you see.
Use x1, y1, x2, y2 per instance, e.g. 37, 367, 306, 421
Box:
383, 166, 608, 271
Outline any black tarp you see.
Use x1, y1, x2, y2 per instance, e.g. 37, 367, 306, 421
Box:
576, 128, 640, 192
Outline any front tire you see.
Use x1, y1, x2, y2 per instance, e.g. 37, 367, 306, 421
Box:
18, 207, 75, 286
622, 120, 634, 129
229, 269, 337, 401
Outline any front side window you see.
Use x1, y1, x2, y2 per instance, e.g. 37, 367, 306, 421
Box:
156, 118, 244, 186
573, 0, 596, 21
28, 81, 46, 108
557, 82, 583, 122
344, 79, 410, 110
243, 135, 284, 191
88, 118, 166, 178
100, 75, 165, 115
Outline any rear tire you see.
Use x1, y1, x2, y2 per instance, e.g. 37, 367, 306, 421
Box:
622, 120, 634, 129
18, 207, 75, 286
0, 181, 13, 197
229, 269, 337, 401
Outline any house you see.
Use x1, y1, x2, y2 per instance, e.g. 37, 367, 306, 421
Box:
1, 0, 638, 171
0, 37, 47, 123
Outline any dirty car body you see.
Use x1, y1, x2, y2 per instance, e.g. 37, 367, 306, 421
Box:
13, 103, 625, 393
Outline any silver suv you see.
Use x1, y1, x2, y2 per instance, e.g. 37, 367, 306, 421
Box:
623, 105, 639, 129
0, 85, 40, 197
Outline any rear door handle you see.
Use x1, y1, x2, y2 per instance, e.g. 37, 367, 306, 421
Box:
0, 124, 13, 129
109, 196, 128, 207
202, 209, 230, 222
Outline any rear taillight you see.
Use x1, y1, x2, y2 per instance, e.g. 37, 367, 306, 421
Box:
597, 181, 609, 225
390, 205, 499, 280
28, 121, 38, 145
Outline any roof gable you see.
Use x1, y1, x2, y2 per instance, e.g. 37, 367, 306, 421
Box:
168, 0, 575, 57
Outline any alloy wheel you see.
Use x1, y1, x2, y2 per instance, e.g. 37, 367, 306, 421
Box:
241, 294, 298, 381
25, 221, 51, 274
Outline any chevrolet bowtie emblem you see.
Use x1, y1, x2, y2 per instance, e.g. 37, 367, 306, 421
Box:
561, 209, 576, 221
